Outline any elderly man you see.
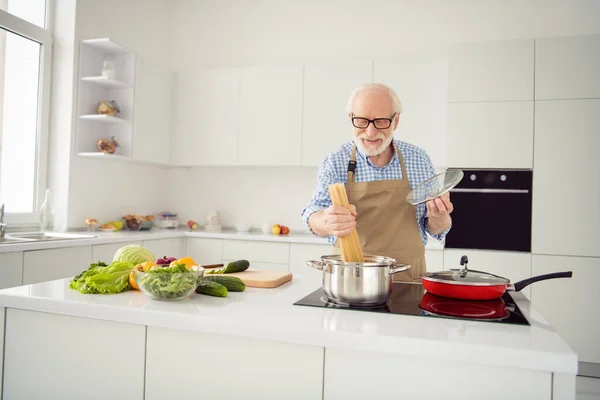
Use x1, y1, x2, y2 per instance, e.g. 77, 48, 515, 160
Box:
301, 82, 453, 282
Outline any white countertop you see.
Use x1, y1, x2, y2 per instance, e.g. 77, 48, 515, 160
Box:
0, 274, 576, 375
0, 227, 445, 252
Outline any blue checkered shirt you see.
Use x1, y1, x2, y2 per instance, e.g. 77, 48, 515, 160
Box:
301, 139, 450, 245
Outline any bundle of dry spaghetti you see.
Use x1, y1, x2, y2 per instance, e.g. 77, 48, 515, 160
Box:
328, 183, 364, 262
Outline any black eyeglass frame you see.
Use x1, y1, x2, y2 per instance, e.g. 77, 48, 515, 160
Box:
351, 113, 397, 129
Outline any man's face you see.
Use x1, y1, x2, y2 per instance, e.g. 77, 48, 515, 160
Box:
350, 90, 399, 156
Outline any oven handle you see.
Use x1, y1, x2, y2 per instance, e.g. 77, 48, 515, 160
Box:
450, 188, 530, 194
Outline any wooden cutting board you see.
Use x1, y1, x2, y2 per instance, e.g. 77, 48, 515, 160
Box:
207, 270, 293, 288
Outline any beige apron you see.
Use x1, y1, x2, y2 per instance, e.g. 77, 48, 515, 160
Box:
338, 144, 426, 283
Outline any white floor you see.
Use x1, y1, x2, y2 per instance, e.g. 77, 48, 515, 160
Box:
577, 376, 600, 400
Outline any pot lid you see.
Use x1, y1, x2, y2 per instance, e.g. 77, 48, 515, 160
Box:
420, 255, 510, 286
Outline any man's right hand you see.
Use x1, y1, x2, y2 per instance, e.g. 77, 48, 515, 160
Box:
309, 205, 357, 238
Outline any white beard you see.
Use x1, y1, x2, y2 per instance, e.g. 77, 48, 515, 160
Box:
354, 133, 394, 157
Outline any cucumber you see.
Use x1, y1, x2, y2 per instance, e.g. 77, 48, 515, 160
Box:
195, 280, 228, 297
204, 276, 246, 292
206, 259, 250, 274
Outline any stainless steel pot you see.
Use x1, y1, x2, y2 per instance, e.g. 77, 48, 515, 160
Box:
306, 255, 411, 306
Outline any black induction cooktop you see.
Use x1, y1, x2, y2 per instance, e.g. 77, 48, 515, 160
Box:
293, 282, 530, 326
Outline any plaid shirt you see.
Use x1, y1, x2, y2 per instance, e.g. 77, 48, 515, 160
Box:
301, 139, 449, 245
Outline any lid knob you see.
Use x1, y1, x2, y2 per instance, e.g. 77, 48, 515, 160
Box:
459, 255, 469, 278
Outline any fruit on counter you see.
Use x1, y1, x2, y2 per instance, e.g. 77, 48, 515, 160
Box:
206, 259, 250, 275
156, 256, 177, 265
123, 214, 155, 221
280, 226, 290, 235
195, 279, 229, 297
272, 224, 281, 235
170, 256, 197, 269
69, 261, 134, 294
113, 245, 156, 266
204, 276, 246, 292
187, 220, 199, 230
100, 223, 116, 230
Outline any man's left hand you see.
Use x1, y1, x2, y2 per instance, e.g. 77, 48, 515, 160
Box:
426, 192, 453, 234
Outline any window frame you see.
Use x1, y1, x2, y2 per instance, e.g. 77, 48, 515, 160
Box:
0, 1, 53, 226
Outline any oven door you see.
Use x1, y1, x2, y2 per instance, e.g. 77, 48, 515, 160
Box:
444, 188, 532, 252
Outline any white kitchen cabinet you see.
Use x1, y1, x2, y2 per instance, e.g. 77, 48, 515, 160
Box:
289, 242, 333, 278
448, 39, 534, 102
0, 307, 4, 396
444, 249, 532, 299
3, 309, 145, 399
142, 238, 185, 260
92, 241, 143, 264
302, 60, 372, 166
446, 101, 534, 168
531, 255, 600, 364
0, 251, 23, 289
173, 68, 240, 166
374, 51, 449, 166
133, 55, 173, 165
535, 34, 600, 100
186, 237, 222, 266
238, 64, 303, 166
324, 347, 551, 400
425, 249, 444, 272
145, 326, 323, 400
23, 246, 92, 285
532, 100, 600, 257
222, 239, 289, 265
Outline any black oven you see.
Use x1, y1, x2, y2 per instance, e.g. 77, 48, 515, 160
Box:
444, 169, 533, 252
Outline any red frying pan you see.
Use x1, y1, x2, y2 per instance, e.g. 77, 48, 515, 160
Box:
420, 255, 573, 301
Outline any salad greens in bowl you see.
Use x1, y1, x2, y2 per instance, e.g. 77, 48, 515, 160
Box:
133, 263, 204, 300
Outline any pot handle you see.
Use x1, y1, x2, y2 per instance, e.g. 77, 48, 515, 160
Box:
306, 260, 325, 271
389, 264, 411, 274
512, 271, 573, 292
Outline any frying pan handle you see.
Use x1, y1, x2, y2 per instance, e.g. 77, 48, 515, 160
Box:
512, 271, 573, 292
389, 264, 411, 274
306, 260, 325, 271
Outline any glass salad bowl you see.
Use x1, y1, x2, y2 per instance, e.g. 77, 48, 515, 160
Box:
133, 264, 204, 301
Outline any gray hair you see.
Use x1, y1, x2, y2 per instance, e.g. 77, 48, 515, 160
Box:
345, 82, 403, 115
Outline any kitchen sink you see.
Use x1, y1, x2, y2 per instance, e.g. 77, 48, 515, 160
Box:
1, 232, 95, 243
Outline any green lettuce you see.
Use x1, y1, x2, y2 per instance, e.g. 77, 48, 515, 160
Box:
69, 261, 134, 294
112, 245, 155, 266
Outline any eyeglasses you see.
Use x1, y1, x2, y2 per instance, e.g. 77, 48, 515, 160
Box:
351, 113, 396, 129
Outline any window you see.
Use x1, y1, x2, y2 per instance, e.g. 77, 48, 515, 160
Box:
0, 0, 52, 225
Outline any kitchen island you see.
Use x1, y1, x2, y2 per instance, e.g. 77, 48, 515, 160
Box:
0, 273, 577, 400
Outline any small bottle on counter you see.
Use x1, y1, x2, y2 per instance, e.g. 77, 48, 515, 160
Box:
39, 188, 53, 232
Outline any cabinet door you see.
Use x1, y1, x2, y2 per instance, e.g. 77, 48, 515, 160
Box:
531, 255, 600, 363
238, 64, 303, 166
4, 309, 145, 400
532, 100, 600, 257
447, 101, 533, 168
0, 252, 23, 289
142, 238, 185, 260
92, 241, 143, 264
374, 51, 449, 166
289, 243, 333, 278
133, 56, 173, 165
145, 326, 323, 400
535, 34, 600, 100
23, 246, 92, 285
448, 39, 534, 102
186, 238, 222, 266
302, 60, 372, 166
443, 249, 532, 299
173, 68, 240, 166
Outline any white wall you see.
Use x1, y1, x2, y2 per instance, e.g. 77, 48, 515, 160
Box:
168, 0, 600, 230
65, 0, 173, 227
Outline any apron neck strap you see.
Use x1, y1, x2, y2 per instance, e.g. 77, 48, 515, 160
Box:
347, 142, 408, 182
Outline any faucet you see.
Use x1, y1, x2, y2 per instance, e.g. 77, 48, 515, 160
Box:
0, 203, 6, 238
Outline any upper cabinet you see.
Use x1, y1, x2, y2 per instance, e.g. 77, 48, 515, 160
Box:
173, 68, 240, 166
238, 65, 303, 166
301, 60, 372, 166
448, 39, 534, 102
535, 34, 600, 100
76, 39, 136, 160
374, 51, 449, 167
133, 56, 173, 165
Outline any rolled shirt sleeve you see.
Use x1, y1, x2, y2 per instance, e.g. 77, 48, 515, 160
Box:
301, 158, 339, 244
